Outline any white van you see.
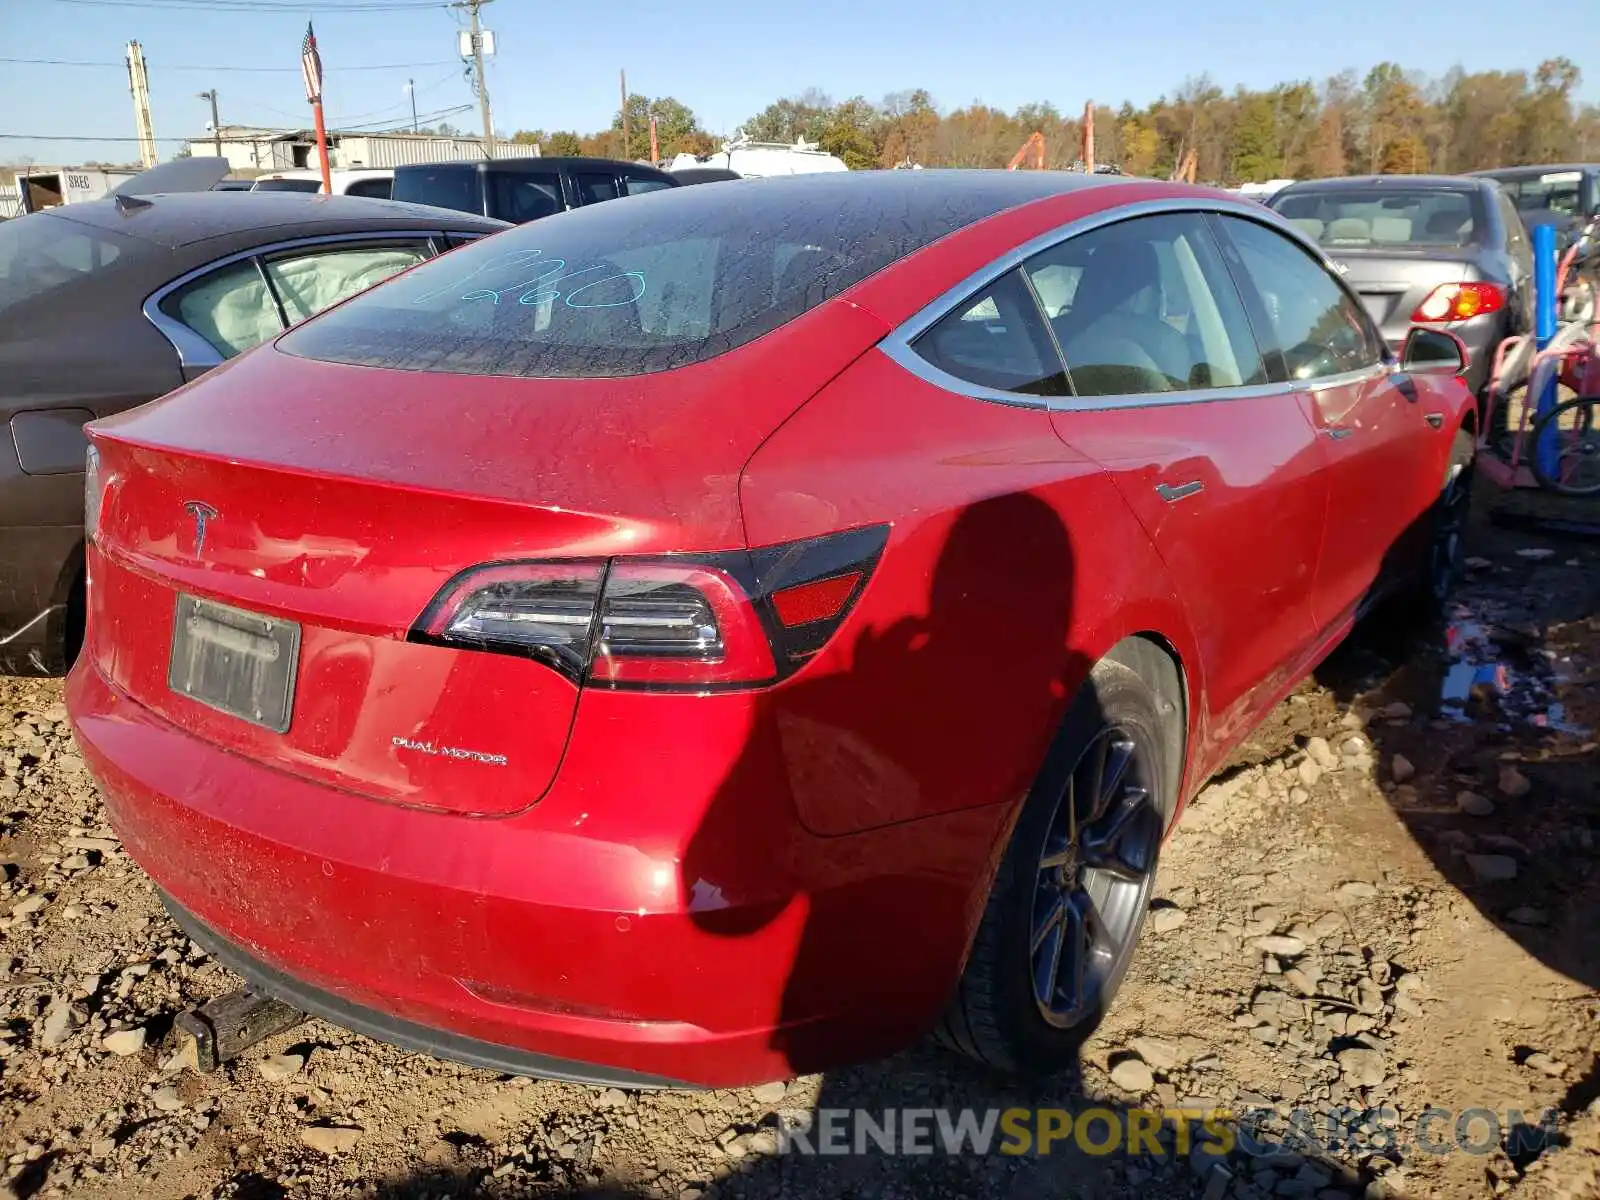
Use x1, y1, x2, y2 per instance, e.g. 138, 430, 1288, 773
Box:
250, 169, 394, 199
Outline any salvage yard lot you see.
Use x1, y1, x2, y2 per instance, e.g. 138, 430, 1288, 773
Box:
0, 495, 1596, 1200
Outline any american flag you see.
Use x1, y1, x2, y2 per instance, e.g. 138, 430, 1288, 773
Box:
301, 21, 323, 105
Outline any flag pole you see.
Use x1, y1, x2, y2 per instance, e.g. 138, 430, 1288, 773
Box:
302, 21, 332, 194
313, 99, 333, 194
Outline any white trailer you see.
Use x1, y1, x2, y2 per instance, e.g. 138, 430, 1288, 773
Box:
17, 167, 141, 213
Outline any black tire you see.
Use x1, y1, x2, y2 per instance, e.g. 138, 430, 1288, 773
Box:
1529, 396, 1600, 497
936, 659, 1175, 1076
1397, 427, 1475, 621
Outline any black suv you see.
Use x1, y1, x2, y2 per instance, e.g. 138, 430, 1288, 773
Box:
392, 157, 678, 224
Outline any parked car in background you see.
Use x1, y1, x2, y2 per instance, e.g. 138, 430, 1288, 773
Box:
250, 169, 395, 199
0, 192, 505, 676
1471, 163, 1600, 323
69, 172, 1476, 1088
669, 166, 744, 186
1469, 163, 1599, 230
392, 157, 677, 224
664, 134, 848, 177
1267, 174, 1532, 400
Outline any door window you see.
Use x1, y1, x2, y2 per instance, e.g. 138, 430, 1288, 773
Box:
1023, 212, 1266, 397
573, 171, 620, 205
622, 173, 673, 196
488, 173, 564, 222
910, 269, 1069, 397
164, 242, 430, 359
1215, 215, 1384, 381
262, 244, 429, 324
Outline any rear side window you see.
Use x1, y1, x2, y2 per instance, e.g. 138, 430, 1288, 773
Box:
281, 181, 996, 377
573, 171, 619, 205
0, 213, 143, 315
164, 242, 431, 359
393, 166, 482, 215
488, 173, 564, 223
1217, 215, 1384, 380
623, 173, 673, 196
911, 270, 1067, 396
1023, 212, 1265, 396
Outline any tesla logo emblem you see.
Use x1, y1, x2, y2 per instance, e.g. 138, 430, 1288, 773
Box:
181, 500, 218, 557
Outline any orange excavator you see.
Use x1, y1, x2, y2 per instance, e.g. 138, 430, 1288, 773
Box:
1007, 131, 1045, 171
1171, 148, 1198, 183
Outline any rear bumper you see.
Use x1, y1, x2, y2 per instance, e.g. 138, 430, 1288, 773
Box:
162, 891, 690, 1088
67, 656, 1008, 1087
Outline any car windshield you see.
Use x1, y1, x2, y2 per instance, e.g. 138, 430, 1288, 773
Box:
282, 179, 990, 377
1493, 170, 1586, 218
1271, 188, 1482, 249
0, 212, 147, 316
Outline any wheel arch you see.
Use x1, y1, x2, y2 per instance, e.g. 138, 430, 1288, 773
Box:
1102, 633, 1187, 830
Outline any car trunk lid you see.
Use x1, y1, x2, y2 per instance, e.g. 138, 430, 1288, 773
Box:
86, 298, 888, 815
1321, 248, 1473, 345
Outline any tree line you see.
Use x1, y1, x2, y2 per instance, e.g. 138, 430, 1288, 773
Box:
509, 58, 1600, 182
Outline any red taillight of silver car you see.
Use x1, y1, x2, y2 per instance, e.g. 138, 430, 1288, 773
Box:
1410, 280, 1506, 323
411, 525, 889, 690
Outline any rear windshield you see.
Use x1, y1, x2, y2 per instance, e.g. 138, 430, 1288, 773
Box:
252, 178, 322, 193
1271, 188, 1483, 249
0, 212, 147, 316
392, 166, 483, 215
282, 179, 988, 377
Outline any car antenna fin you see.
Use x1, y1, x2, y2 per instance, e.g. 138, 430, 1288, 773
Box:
115, 193, 155, 213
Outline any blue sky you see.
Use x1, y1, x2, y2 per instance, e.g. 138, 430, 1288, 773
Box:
2, 0, 1596, 166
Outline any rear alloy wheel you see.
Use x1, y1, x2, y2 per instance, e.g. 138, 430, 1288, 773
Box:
1029, 727, 1163, 1029
937, 659, 1173, 1075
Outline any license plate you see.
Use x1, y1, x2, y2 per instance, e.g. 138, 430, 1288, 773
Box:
168, 593, 300, 733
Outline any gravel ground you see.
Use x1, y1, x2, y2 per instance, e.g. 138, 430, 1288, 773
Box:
0, 490, 1595, 1200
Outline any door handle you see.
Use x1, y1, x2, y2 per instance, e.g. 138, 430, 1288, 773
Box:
1320, 427, 1355, 441
1155, 480, 1204, 503
1424, 412, 1444, 429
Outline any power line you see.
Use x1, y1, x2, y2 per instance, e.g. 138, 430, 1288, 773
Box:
50, 0, 444, 10
0, 133, 191, 142
1, 56, 457, 73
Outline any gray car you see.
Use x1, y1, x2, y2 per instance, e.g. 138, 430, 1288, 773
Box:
0, 191, 506, 676
1267, 175, 1533, 399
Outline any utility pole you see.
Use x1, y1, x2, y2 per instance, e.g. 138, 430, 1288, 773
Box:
125, 40, 158, 168
407, 78, 418, 132
198, 89, 222, 159
620, 69, 629, 160
452, 0, 495, 157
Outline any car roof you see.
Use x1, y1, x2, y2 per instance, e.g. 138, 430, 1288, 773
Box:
1467, 163, 1597, 178
586, 166, 1142, 216
1276, 175, 1491, 193
395, 156, 674, 176
40, 191, 506, 248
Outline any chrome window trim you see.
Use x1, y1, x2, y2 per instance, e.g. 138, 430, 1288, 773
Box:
143, 229, 449, 373
881, 195, 1395, 411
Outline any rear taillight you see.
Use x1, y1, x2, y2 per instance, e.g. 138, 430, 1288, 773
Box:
1410, 281, 1505, 323
84, 445, 103, 543
411, 525, 888, 690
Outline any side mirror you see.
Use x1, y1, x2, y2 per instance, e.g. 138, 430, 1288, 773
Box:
1400, 327, 1469, 378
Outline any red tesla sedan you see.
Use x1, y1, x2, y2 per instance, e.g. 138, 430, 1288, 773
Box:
67, 172, 1476, 1089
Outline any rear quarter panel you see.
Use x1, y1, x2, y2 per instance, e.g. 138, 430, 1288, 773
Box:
740, 348, 1205, 839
